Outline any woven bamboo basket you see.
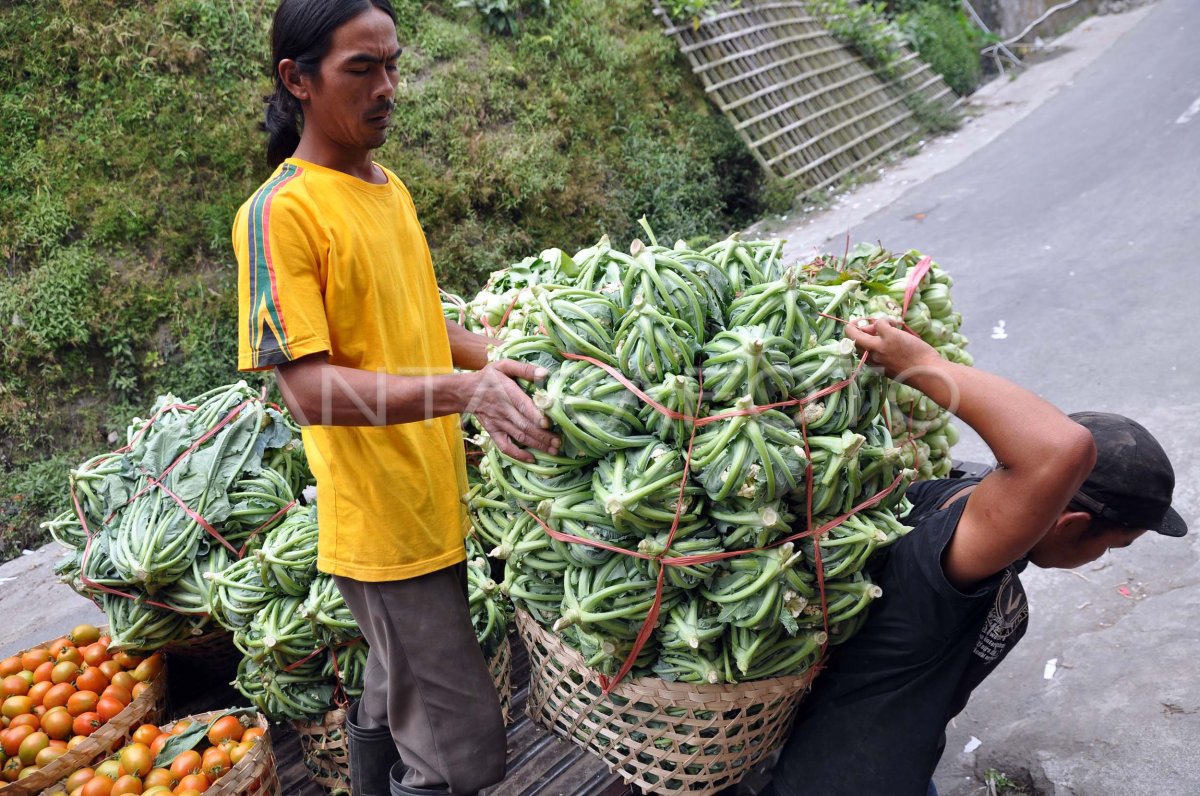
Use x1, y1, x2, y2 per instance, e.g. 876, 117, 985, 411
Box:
516, 611, 816, 795
163, 711, 279, 796
293, 636, 513, 795
162, 625, 241, 671
3, 649, 168, 796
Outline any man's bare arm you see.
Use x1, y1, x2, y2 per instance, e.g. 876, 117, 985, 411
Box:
445, 318, 492, 371
846, 319, 1095, 589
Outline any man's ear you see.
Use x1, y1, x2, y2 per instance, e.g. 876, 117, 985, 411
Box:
278, 59, 310, 102
1057, 509, 1094, 540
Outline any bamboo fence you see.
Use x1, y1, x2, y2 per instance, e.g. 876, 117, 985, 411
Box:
652, 1, 959, 197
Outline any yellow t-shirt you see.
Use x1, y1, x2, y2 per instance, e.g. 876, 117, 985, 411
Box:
233, 157, 468, 581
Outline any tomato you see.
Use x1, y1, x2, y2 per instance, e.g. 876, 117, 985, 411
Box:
9, 713, 42, 730
40, 708, 74, 740
200, 747, 230, 782
131, 724, 161, 746
149, 733, 170, 759
143, 768, 176, 790
33, 661, 55, 684
130, 655, 163, 684
168, 750, 202, 781
21, 648, 51, 672
81, 774, 115, 796
169, 720, 192, 736
205, 715, 244, 746
57, 647, 83, 666
102, 685, 133, 707
27, 680, 53, 707
131, 682, 149, 700
97, 636, 112, 649
111, 774, 143, 796
1, 676, 29, 699
45, 639, 72, 660
68, 690, 100, 717
119, 743, 153, 778
66, 767, 96, 791
142, 788, 173, 796
228, 741, 252, 766
2, 696, 33, 719
68, 734, 89, 750
76, 667, 109, 694
1, 725, 34, 756
82, 645, 110, 668
240, 727, 265, 744
175, 774, 210, 794
18, 730, 50, 766
36, 745, 66, 767
70, 625, 101, 647
110, 673, 138, 694
44, 683, 77, 710
95, 759, 123, 780
72, 712, 103, 738
0, 659, 21, 678
1, 755, 22, 783
112, 653, 143, 671
99, 661, 123, 680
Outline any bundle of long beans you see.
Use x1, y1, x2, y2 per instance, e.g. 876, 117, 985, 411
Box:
446, 223, 972, 684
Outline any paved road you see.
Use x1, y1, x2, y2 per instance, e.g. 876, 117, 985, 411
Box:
794, 1, 1200, 793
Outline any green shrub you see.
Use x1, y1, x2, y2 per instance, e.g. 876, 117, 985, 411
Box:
900, 4, 983, 95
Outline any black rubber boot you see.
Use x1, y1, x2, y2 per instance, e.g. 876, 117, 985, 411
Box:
388, 760, 455, 796
346, 701, 401, 796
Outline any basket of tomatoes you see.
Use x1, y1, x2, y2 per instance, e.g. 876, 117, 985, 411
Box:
40, 710, 277, 796
0, 625, 168, 796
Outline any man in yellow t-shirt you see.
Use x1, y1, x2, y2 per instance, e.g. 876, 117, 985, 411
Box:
233, 2, 559, 794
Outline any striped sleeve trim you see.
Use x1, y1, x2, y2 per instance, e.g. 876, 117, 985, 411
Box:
247, 163, 304, 369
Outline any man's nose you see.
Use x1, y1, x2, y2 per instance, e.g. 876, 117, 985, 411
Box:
374, 70, 395, 103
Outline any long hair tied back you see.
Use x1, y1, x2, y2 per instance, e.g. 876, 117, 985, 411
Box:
262, 0, 397, 169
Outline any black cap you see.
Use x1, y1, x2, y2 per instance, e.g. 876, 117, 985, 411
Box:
1069, 412, 1187, 537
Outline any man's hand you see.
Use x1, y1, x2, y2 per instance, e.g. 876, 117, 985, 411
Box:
465, 359, 560, 463
844, 317, 941, 380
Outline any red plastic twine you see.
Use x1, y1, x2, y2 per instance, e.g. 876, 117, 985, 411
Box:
524, 335, 917, 692
71, 396, 297, 610
902, 256, 933, 318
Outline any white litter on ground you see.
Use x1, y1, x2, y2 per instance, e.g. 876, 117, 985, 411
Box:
1044, 658, 1059, 680
963, 736, 983, 754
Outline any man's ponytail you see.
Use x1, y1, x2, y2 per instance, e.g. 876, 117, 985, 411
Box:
261, 0, 397, 170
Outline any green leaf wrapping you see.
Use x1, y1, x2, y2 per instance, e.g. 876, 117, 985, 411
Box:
689, 399, 807, 506
533, 359, 652, 459
701, 325, 796, 406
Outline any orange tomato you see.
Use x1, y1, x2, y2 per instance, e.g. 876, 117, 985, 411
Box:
97, 636, 112, 648
142, 788, 173, 796
1, 725, 34, 756
142, 769, 176, 790
68, 734, 89, 750
102, 685, 133, 707
111, 775, 142, 796
0, 659, 21, 678
66, 767, 96, 791
9, 713, 42, 730
82, 645, 110, 668
76, 667, 109, 694
96, 760, 123, 780
18, 730, 50, 766
40, 709, 74, 740
35, 745, 66, 767
109, 673, 138, 694
149, 734, 170, 759
52, 661, 81, 685
2, 755, 22, 782
56, 647, 83, 666
200, 747, 229, 782
97, 696, 126, 723
130, 655, 163, 684
81, 774, 115, 796
112, 654, 143, 671
131, 724, 160, 746
1, 676, 28, 699
33, 661, 55, 684
72, 712, 103, 738
228, 742, 252, 766
119, 743, 153, 778
21, 648, 51, 672
240, 727, 265, 743
45, 639, 72, 660
169, 720, 192, 736
205, 715, 243, 746
175, 774, 209, 794
43, 683, 77, 710
2, 696, 33, 719
70, 626, 101, 647
168, 750, 202, 781
98, 661, 123, 680
27, 680, 53, 707
67, 690, 100, 717
131, 682, 149, 700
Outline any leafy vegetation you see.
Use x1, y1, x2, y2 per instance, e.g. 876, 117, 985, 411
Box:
0, 0, 771, 559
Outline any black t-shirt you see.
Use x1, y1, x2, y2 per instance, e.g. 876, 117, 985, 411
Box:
771, 478, 1030, 796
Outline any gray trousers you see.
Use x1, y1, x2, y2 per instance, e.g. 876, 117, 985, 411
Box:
334, 564, 507, 793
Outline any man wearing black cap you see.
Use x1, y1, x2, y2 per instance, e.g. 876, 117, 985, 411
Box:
767, 317, 1187, 796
